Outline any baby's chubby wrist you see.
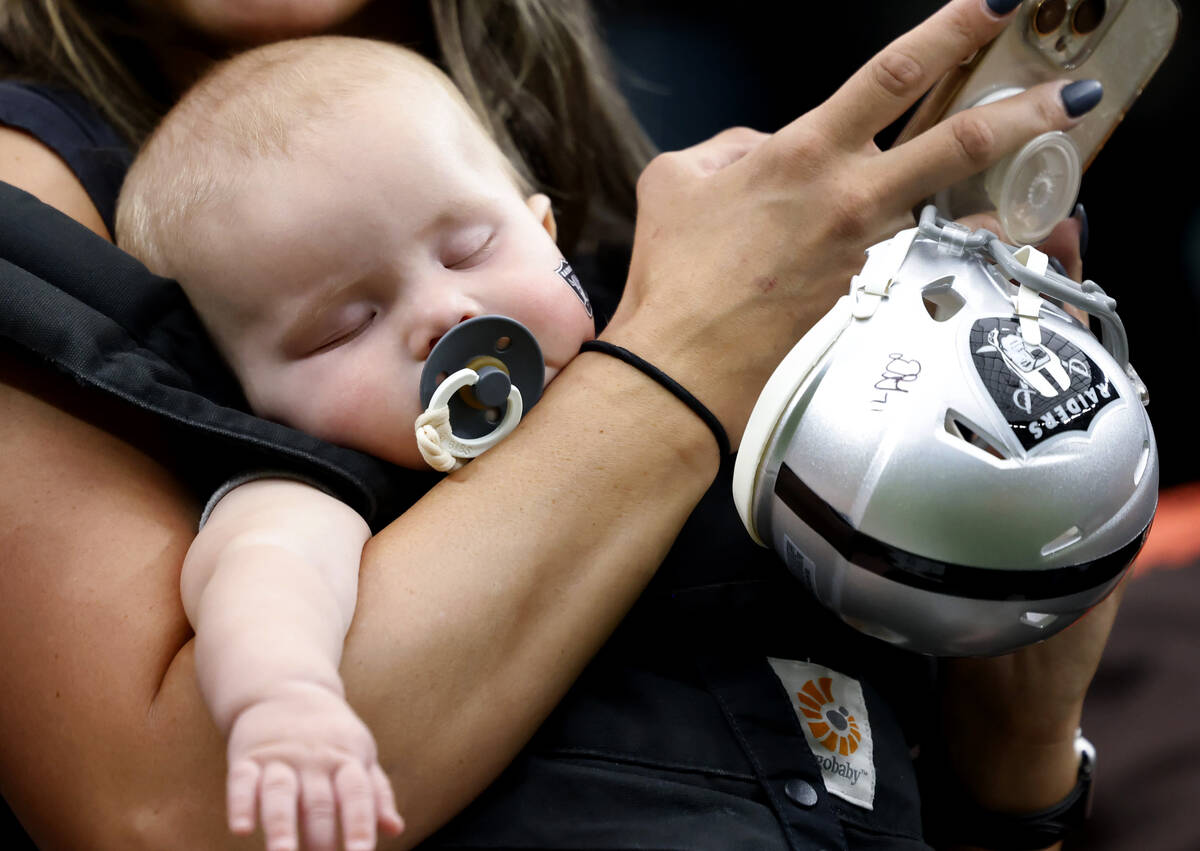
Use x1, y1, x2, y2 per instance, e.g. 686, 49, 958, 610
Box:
207, 661, 348, 736
222, 678, 356, 745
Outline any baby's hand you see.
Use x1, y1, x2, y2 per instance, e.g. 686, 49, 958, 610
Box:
225, 682, 403, 851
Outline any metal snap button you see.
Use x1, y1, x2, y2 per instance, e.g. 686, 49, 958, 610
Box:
784, 778, 819, 808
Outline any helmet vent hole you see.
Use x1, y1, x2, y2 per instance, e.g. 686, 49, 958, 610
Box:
1041, 526, 1082, 557
1020, 611, 1058, 629
1133, 441, 1150, 486
945, 414, 1008, 459
922, 276, 965, 322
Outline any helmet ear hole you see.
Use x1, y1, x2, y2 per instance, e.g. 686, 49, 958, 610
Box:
922, 275, 965, 322
945, 412, 1009, 460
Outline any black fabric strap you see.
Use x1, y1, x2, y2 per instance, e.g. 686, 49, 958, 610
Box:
580, 340, 730, 460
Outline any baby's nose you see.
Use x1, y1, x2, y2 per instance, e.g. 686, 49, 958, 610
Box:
413, 313, 474, 360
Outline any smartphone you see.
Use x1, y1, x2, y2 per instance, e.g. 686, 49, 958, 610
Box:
895, 0, 1180, 243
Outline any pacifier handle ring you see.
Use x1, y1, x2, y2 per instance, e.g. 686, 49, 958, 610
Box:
428, 368, 524, 457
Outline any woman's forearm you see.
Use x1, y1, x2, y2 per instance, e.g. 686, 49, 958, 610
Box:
940, 714, 1079, 851
0, 349, 717, 851
344, 351, 720, 844
937, 582, 1124, 851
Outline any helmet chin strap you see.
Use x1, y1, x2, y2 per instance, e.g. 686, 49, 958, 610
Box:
916, 206, 1147, 404
917, 207, 1130, 367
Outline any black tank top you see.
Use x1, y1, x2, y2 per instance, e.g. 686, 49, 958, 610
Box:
0, 81, 131, 234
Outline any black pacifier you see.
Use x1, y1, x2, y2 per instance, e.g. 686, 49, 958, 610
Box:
418, 316, 545, 439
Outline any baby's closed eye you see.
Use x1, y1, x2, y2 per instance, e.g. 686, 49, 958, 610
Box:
440, 225, 495, 269
308, 304, 378, 354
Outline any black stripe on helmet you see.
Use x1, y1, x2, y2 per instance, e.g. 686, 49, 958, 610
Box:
774, 463, 1147, 601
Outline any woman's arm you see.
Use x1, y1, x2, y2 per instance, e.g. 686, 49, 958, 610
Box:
938, 582, 1124, 851
0, 331, 719, 851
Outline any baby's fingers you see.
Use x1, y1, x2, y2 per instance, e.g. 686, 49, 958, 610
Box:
261, 761, 301, 851
301, 769, 339, 851
370, 765, 404, 836
228, 759, 262, 835
333, 763, 383, 851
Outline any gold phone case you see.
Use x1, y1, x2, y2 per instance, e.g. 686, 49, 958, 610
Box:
896, 0, 1179, 184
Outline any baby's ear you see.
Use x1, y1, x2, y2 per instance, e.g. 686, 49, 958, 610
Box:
526, 193, 557, 242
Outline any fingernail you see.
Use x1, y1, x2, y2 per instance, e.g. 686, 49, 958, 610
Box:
1049, 256, 1068, 277
1061, 80, 1103, 118
986, 0, 1023, 15
1072, 202, 1089, 257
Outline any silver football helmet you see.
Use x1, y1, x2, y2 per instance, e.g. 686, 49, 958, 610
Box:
733, 207, 1157, 656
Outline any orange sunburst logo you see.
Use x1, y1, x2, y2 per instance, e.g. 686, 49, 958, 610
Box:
796, 677, 862, 756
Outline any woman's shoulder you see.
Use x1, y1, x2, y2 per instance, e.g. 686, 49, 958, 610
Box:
0, 80, 132, 235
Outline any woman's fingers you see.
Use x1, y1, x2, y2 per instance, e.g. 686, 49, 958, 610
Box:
1038, 215, 1085, 280
650, 126, 770, 182
814, 0, 1019, 149
872, 79, 1098, 211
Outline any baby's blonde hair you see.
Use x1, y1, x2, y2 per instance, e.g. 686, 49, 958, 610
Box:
116, 36, 527, 279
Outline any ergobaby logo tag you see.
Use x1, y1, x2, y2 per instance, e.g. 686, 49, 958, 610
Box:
768, 658, 876, 810
556, 259, 592, 318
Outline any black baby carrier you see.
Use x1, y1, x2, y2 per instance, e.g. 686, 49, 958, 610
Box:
0, 180, 429, 529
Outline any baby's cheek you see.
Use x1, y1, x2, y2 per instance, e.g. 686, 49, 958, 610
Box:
319, 381, 428, 468
538, 272, 594, 342
309, 380, 383, 441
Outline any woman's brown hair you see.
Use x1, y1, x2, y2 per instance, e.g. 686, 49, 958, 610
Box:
0, 0, 654, 251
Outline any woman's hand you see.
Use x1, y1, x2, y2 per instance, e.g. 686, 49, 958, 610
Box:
604, 0, 1101, 447
939, 580, 1124, 818
940, 212, 1116, 827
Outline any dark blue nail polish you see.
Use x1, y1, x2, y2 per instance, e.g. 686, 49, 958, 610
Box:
1049, 256, 1068, 277
986, 0, 1023, 15
1072, 203, 1089, 257
1061, 80, 1103, 118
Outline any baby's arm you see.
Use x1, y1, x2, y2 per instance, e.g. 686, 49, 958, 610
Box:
181, 478, 403, 851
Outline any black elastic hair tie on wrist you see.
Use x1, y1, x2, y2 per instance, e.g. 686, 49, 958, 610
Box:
580, 339, 731, 460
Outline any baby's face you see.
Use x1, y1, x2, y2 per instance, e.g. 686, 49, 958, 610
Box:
186, 80, 595, 468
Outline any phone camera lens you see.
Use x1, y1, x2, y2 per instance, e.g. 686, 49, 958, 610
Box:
1072, 0, 1106, 34
1032, 0, 1068, 35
